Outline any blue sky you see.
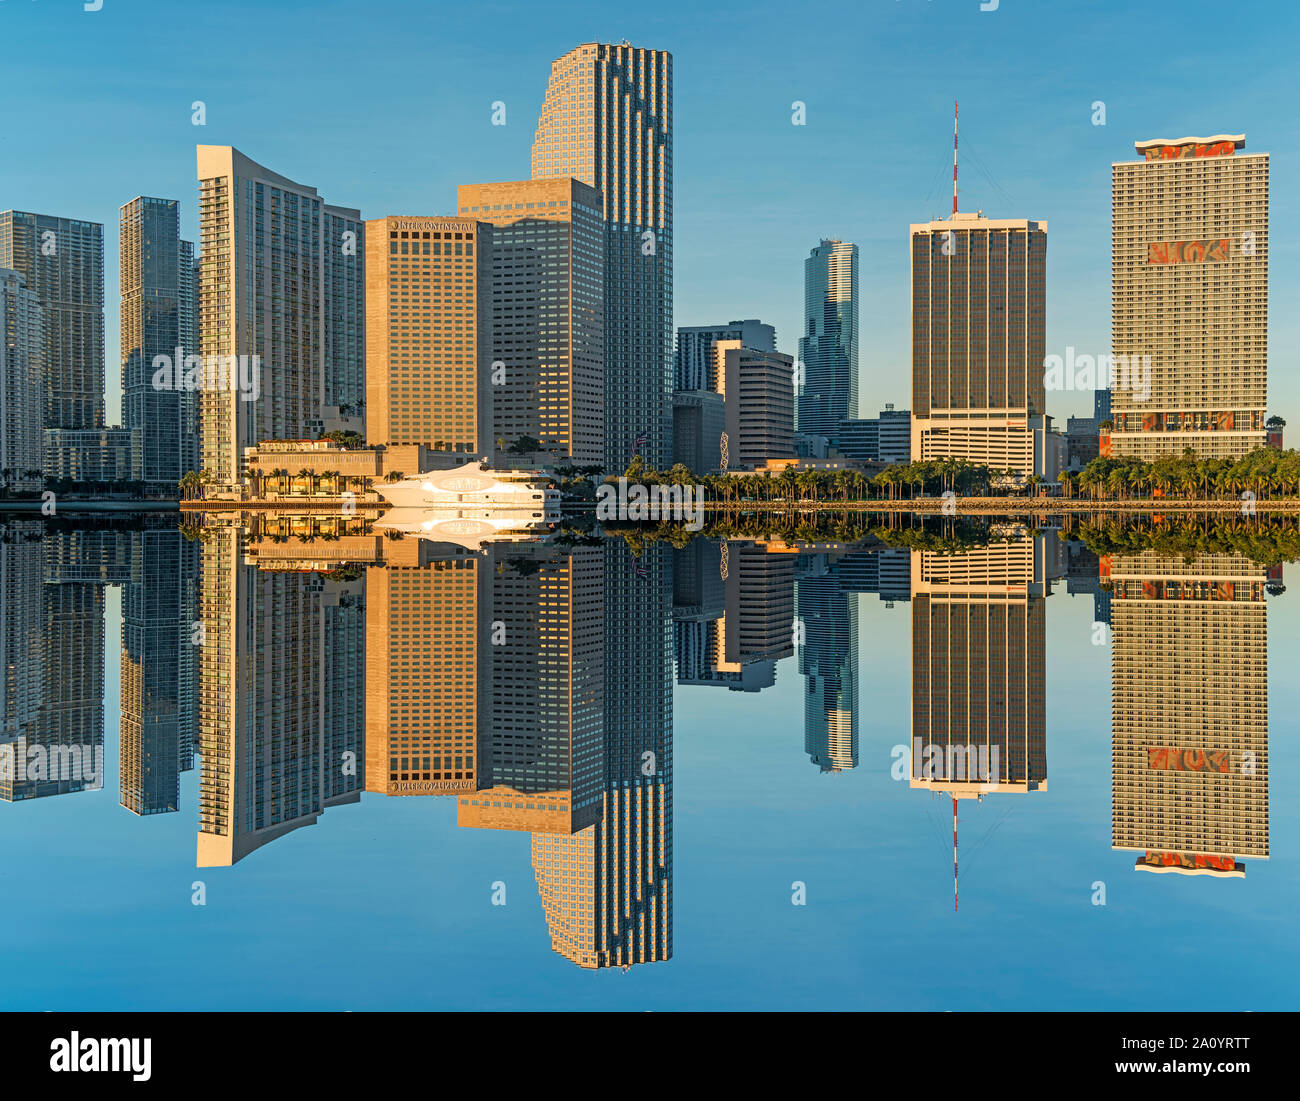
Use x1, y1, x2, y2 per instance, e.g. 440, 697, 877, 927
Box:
2, 0, 1295, 426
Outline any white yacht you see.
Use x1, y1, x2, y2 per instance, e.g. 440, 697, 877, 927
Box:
376, 462, 559, 516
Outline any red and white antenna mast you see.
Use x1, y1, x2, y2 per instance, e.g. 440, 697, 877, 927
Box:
952, 795, 959, 912
952, 100, 959, 216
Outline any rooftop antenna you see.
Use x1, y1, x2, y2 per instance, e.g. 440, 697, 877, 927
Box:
953, 100, 959, 216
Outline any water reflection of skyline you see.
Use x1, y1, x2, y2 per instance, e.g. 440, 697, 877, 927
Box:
0, 515, 1283, 970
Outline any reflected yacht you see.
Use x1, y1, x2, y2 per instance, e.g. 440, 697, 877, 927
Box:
376, 462, 559, 515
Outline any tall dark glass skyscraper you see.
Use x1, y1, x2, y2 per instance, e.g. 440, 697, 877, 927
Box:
798, 239, 857, 447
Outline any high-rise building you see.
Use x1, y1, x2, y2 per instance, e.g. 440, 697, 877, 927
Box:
120, 197, 197, 488
530, 42, 673, 470
0, 268, 45, 492
1108, 550, 1269, 876
365, 215, 491, 455
0, 211, 104, 431
715, 339, 795, 469
676, 320, 776, 391
196, 147, 363, 488
1110, 135, 1268, 460
798, 239, 857, 447
671, 389, 726, 474
910, 212, 1051, 478
457, 178, 605, 466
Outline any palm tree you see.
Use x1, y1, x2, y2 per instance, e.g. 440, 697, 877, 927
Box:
384, 470, 405, 483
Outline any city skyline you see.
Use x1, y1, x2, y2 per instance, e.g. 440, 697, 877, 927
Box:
3, 1, 1294, 437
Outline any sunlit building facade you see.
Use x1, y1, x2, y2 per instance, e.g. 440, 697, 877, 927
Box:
530, 42, 673, 470
1110, 135, 1269, 460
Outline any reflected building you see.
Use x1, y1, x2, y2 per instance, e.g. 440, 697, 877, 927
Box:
672, 540, 790, 692
120, 528, 199, 814
527, 540, 672, 968
1108, 550, 1269, 877
3, 529, 118, 803
196, 520, 364, 865
796, 555, 858, 772
366, 541, 484, 797
0, 521, 45, 792
458, 542, 605, 833
910, 531, 1050, 907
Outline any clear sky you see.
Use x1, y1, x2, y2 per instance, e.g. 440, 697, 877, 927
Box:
2, 0, 1295, 427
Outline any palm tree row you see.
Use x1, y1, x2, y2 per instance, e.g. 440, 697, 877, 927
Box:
1065, 447, 1300, 501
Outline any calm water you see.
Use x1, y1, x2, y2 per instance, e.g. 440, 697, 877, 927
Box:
1, 513, 1296, 1010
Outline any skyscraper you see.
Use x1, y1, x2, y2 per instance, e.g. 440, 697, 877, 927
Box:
798, 239, 857, 447
0, 268, 45, 492
120, 196, 197, 488
1110, 135, 1269, 460
0, 210, 105, 430
530, 42, 673, 470
365, 215, 491, 455
457, 178, 605, 466
196, 146, 363, 488
910, 212, 1050, 478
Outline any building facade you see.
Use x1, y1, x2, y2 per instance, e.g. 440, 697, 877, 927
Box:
457, 178, 605, 466
196, 146, 363, 488
1109, 550, 1269, 875
0, 268, 45, 492
0, 210, 104, 431
365, 215, 491, 456
676, 319, 775, 391
530, 42, 673, 471
910, 213, 1050, 479
798, 239, 857, 446
1111, 135, 1268, 460
121, 197, 197, 488
839, 406, 911, 464
716, 339, 795, 470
